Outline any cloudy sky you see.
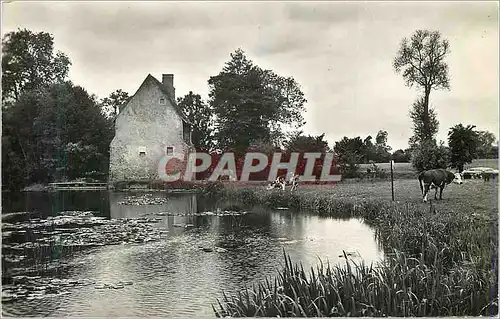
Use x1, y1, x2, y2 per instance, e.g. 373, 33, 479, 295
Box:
3, 1, 498, 150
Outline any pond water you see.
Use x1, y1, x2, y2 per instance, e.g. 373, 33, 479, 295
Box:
2, 191, 384, 317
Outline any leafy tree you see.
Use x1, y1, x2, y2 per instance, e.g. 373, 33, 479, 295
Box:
247, 139, 281, 154
448, 124, 479, 172
411, 139, 450, 172
33, 82, 113, 182
208, 50, 270, 154
375, 130, 388, 145
334, 132, 393, 165
491, 145, 499, 159
2, 124, 28, 190
101, 89, 130, 119
475, 130, 497, 159
2, 82, 113, 188
394, 30, 450, 140
374, 130, 392, 162
362, 136, 375, 163
283, 133, 330, 179
2, 90, 41, 186
334, 136, 364, 178
177, 91, 215, 152
285, 133, 330, 153
208, 48, 306, 155
244, 139, 282, 181
2, 29, 71, 105
408, 96, 440, 147
392, 149, 410, 163
260, 69, 307, 144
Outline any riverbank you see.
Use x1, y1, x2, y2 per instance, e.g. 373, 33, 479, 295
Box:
16, 175, 413, 193
17, 180, 222, 193
214, 179, 499, 316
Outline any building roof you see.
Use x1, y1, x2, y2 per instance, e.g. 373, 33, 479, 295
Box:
118, 74, 192, 126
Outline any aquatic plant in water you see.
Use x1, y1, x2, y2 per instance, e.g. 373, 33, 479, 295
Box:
214, 249, 497, 317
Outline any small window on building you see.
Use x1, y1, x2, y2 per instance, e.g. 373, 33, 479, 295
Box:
159, 98, 166, 105
166, 147, 174, 155
138, 146, 147, 156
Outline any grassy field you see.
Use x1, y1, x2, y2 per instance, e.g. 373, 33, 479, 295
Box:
213, 178, 499, 317
358, 158, 498, 172
224, 177, 498, 209
464, 158, 499, 169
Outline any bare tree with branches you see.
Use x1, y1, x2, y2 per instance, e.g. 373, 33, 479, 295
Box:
394, 30, 450, 141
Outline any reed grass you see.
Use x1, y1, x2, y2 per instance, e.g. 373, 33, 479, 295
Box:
214, 249, 497, 317
213, 186, 498, 317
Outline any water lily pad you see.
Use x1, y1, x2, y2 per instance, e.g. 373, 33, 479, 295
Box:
118, 281, 133, 286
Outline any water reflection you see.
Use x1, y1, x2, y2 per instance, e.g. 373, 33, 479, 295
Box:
2, 191, 384, 317
2, 191, 110, 219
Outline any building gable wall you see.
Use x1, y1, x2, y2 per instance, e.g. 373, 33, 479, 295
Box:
109, 78, 191, 182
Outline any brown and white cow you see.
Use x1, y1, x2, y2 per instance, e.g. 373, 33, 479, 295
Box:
289, 174, 300, 192
418, 169, 463, 202
266, 174, 300, 192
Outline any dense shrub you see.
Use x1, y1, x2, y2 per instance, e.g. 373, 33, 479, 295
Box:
361, 163, 388, 180
411, 139, 450, 172
392, 149, 410, 163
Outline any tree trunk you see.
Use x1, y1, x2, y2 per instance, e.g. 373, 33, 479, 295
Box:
14, 131, 30, 183
423, 87, 431, 140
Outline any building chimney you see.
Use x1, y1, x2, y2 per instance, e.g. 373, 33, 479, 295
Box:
162, 74, 175, 100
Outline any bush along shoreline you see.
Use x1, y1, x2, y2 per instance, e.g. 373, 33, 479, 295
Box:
213, 187, 499, 317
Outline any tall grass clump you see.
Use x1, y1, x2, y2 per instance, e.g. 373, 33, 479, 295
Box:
218, 187, 392, 219
214, 249, 497, 317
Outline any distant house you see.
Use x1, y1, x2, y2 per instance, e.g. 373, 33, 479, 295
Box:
109, 74, 194, 182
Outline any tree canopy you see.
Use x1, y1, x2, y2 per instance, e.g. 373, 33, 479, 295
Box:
101, 89, 130, 119
2, 28, 71, 106
177, 91, 215, 151
410, 139, 450, 172
394, 30, 450, 140
334, 136, 364, 177
2, 29, 113, 190
285, 132, 330, 153
448, 124, 479, 172
408, 96, 439, 147
208, 48, 306, 155
2, 82, 113, 188
475, 130, 497, 159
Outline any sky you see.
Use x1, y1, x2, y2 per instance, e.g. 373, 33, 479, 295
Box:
2, 1, 499, 151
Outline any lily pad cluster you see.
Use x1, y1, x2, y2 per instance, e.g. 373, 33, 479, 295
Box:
147, 210, 248, 217
2, 212, 108, 232
118, 194, 169, 205
94, 281, 134, 290
2, 276, 93, 303
2, 211, 169, 278
199, 246, 228, 253
2, 276, 136, 303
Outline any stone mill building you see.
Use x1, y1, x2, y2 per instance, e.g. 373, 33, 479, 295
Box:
109, 74, 194, 182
